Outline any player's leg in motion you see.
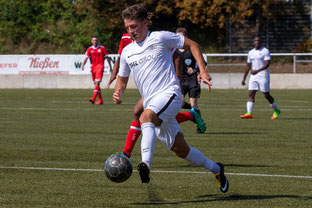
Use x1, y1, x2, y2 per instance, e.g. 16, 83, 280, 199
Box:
189, 85, 206, 133
138, 106, 229, 193
90, 81, 103, 105
123, 99, 205, 158
240, 90, 257, 119
176, 88, 206, 133
172, 133, 229, 193
89, 70, 103, 104
263, 92, 280, 119
137, 109, 160, 183
123, 99, 144, 158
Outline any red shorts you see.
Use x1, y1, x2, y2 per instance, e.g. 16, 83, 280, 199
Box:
92, 65, 104, 82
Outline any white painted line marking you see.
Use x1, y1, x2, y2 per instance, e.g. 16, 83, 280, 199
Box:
0, 107, 311, 112
0, 166, 311, 179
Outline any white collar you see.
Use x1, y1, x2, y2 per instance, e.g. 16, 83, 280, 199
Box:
92, 45, 100, 49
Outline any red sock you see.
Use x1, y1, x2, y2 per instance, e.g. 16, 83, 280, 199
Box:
176, 112, 193, 123
97, 87, 102, 101
91, 86, 99, 100
123, 121, 141, 157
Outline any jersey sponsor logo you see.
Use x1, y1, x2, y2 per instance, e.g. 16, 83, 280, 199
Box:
128, 53, 162, 69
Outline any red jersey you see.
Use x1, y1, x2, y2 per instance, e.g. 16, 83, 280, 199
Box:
85, 45, 108, 70
118, 33, 133, 56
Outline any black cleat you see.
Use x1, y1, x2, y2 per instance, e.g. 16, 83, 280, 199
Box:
196, 127, 205, 134
138, 162, 150, 183
215, 162, 229, 193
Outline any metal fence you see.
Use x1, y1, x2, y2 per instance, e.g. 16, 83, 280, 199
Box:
203, 53, 312, 73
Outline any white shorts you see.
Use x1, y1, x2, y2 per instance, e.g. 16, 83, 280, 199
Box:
248, 75, 270, 92
146, 92, 183, 149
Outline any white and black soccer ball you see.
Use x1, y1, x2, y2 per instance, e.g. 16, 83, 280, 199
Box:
104, 154, 133, 183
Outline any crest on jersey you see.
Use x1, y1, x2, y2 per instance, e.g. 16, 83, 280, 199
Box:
98, 49, 101, 52
185, 59, 192, 66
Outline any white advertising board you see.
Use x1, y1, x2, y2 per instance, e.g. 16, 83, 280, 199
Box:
0, 54, 118, 75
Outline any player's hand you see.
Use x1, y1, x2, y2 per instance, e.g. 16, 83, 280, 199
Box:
197, 74, 201, 84
200, 71, 212, 91
107, 75, 117, 89
81, 65, 84, 71
113, 88, 123, 104
251, 70, 258, 75
242, 80, 246, 86
187, 67, 195, 75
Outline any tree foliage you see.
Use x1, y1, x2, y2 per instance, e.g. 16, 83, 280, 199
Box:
0, 0, 304, 54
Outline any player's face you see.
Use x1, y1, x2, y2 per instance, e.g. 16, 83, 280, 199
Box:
124, 18, 148, 43
254, 37, 261, 49
91, 38, 98, 46
176, 32, 185, 37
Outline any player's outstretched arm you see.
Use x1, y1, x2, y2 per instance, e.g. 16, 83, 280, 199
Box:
242, 63, 252, 85
107, 57, 120, 89
107, 57, 113, 73
113, 76, 128, 104
182, 37, 212, 91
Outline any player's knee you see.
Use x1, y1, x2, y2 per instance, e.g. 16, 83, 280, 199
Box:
133, 106, 143, 119
139, 110, 153, 124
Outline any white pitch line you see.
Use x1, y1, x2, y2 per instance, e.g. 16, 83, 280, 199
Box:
0, 166, 311, 179
1, 107, 312, 112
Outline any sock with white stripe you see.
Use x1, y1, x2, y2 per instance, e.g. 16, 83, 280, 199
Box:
141, 122, 156, 169
123, 120, 141, 158
185, 146, 220, 174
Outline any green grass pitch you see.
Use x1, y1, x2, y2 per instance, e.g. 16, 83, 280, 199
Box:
0, 89, 311, 207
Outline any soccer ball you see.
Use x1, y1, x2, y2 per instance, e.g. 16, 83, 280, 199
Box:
104, 154, 133, 183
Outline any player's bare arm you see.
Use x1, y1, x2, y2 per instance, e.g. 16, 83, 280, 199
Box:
182, 37, 212, 91
251, 60, 270, 75
106, 57, 113, 73
172, 51, 182, 82
81, 57, 88, 70
113, 76, 128, 104
107, 57, 120, 88
242, 63, 252, 85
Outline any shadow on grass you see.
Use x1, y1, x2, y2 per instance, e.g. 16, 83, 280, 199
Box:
206, 132, 266, 135
155, 163, 271, 169
225, 164, 273, 168
281, 118, 312, 120
130, 194, 312, 206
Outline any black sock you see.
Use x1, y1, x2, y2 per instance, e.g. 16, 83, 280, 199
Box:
182, 102, 192, 109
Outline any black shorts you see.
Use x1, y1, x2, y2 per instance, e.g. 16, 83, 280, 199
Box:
181, 82, 201, 98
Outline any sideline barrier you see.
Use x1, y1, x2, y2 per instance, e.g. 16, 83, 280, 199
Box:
0, 54, 312, 89
1, 73, 312, 89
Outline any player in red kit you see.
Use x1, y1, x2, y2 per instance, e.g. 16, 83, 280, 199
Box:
82, 35, 112, 105
107, 33, 206, 158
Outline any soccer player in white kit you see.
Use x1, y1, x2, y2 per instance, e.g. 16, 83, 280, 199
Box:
113, 5, 229, 193
241, 37, 280, 119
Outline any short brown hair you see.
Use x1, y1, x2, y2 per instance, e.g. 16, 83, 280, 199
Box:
122, 5, 148, 22
176, 27, 187, 36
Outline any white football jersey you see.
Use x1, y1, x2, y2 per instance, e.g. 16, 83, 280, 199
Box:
119, 31, 184, 108
247, 47, 271, 78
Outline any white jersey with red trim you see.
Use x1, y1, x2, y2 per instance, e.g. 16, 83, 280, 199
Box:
119, 31, 185, 108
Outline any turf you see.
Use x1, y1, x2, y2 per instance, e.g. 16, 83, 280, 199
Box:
0, 89, 311, 207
